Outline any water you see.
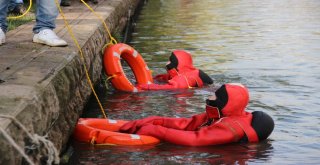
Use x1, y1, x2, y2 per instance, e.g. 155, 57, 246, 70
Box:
68, 0, 320, 164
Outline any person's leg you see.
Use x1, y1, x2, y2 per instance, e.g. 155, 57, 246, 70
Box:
8, 0, 16, 12
0, 0, 9, 45
9, 0, 24, 12
33, 0, 61, 33
8, 0, 25, 15
33, 0, 67, 46
0, 0, 10, 32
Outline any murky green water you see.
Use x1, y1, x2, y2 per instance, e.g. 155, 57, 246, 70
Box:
69, 0, 320, 164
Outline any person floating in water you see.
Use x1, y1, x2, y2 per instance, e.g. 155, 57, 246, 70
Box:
120, 83, 274, 146
138, 50, 213, 90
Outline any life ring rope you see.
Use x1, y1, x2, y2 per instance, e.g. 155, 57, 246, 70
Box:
90, 136, 96, 145
106, 74, 117, 81
54, 0, 112, 118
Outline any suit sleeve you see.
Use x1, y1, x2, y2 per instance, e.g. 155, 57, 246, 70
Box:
139, 76, 190, 90
119, 116, 165, 133
136, 121, 245, 146
119, 113, 208, 133
161, 113, 208, 131
139, 80, 179, 90
153, 73, 170, 82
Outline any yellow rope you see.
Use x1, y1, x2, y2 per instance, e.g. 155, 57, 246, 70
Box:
7, 0, 32, 19
101, 42, 114, 54
90, 136, 96, 145
102, 74, 117, 90
8, 0, 119, 119
106, 74, 117, 81
183, 76, 192, 89
80, 0, 118, 46
95, 143, 116, 146
80, 0, 120, 94
54, 0, 107, 119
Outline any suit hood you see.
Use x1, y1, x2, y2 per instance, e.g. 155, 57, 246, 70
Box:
166, 50, 196, 72
222, 83, 249, 117
206, 83, 249, 119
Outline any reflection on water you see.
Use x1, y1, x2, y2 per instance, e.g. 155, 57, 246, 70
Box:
69, 0, 320, 164
70, 141, 273, 164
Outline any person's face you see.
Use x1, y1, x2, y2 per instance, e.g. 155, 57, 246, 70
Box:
208, 93, 217, 101
166, 61, 171, 70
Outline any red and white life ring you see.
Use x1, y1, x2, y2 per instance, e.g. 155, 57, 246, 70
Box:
103, 43, 153, 92
73, 118, 160, 146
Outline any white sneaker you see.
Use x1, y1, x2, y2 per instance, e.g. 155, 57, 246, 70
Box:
33, 29, 67, 47
0, 28, 5, 46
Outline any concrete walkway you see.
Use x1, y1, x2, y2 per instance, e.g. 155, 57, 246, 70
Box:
0, 0, 141, 164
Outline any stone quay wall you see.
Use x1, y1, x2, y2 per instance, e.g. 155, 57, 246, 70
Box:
0, 0, 142, 164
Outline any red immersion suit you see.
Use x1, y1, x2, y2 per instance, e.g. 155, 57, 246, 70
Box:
138, 50, 213, 90
120, 83, 274, 146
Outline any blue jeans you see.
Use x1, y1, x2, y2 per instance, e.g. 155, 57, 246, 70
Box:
8, 0, 24, 12
0, 0, 61, 33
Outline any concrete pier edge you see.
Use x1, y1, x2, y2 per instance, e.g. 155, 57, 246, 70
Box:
0, 0, 142, 164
